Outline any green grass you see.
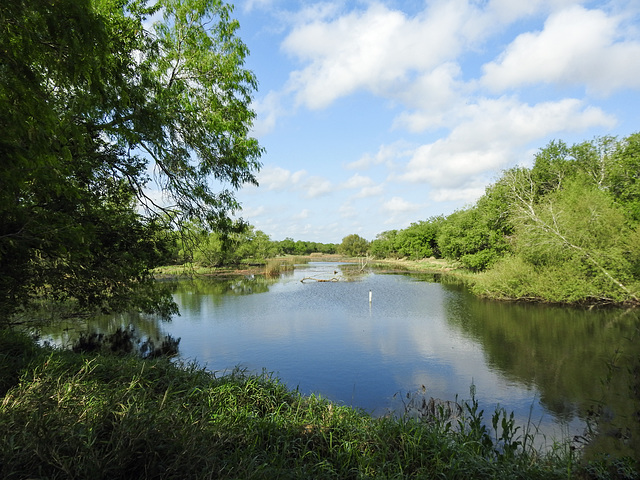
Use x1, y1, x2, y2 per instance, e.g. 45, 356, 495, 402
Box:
0, 329, 626, 479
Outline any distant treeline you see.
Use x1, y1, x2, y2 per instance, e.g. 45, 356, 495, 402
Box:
170, 225, 338, 266
369, 133, 640, 305
175, 133, 640, 305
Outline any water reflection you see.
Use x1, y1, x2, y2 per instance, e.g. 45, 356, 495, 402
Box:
440, 283, 640, 459
37, 263, 640, 460
38, 311, 169, 351
444, 288, 640, 410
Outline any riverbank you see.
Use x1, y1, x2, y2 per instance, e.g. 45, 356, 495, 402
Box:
0, 329, 592, 479
153, 255, 466, 278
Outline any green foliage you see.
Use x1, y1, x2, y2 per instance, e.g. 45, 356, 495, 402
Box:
529, 139, 575, 196
191, 224, 277, 266
0, 329, 42, 396
437, 206, 509, 272
607, 133, 640, 223
337, 234, 370, 257
367, 132, 640, 305
370, 229, 399, 258
174, 226, 337, 268
395, 218, 443, 259
472, 135, 640, 304
277, 238, 337, 256
0, 0, 262, 319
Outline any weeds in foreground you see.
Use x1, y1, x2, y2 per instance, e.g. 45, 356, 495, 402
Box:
0, 330, 631, 479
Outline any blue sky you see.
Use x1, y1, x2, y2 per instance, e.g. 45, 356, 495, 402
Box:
227, 0, 640, 244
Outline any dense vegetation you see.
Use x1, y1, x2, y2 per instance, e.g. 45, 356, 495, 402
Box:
369, 134, 640, 306
170, 222, 338, 267
0, 0, 262, 322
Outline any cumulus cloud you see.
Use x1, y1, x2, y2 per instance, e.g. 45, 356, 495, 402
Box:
251, 91, 289, 137
257, 165, 334, 198
396, 96, 616, 188
382, 196, 421, 214
258, 166, 307, 190
281, 1, 469, 109
305, 176, 333, 198
430, 186, 486, 204
347, 141, 412, 170
379, 196, 424, 226
240, 205, 267, 219
339, 202, 358, 218
392, 63, 467, 131
481, 5, 640, 95
342, 173, 375, 189
354, 184, 385, 199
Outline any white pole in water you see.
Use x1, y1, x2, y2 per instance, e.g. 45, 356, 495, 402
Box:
369, 290, 372, 303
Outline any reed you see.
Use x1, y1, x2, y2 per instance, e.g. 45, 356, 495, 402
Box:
264, 258, 297, 277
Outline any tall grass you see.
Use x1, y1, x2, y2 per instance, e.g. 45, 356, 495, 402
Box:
0, 330, 609, 479
264, 258, 294, 277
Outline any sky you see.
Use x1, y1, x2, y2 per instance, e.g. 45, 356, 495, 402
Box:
225, 0, 640, 244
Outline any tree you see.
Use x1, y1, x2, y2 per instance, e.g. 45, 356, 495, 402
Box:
369, 230, 399, 258
395, 218, 443, 260
474, 135, 640, 304
437, 204, 509, 272
478, 176, 639, 303
607, 133, 640, 222
278, 238, 296, 255
338, 234, 370, 257
0, 0, 262, 320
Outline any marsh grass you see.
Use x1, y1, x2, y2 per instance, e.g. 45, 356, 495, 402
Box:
0, 331, 594, 479
264, 258, 296, 277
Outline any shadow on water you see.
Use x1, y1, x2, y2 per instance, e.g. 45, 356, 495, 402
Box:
38, 273, 286, 350
438, 282, 640, 462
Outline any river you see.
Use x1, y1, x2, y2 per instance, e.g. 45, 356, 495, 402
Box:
41, 261, 640, 457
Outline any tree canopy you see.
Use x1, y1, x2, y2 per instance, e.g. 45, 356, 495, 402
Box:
338, 234, 369, 257
0, 0, 262, 320
369, 133, 640, 305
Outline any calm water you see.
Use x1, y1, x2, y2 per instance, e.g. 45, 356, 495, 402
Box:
43, 262, 640, 451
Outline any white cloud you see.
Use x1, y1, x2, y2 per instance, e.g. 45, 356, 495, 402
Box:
392, 63, 466, 131
292, 208, 310, 220
430, 186, 486, 204
397, 96, 616, 188
304, 176, 334, 198
342, 173, 374, 189
347, 141, 412, 170
240, 205, 267, 219
481, 5, 640, 95
251, 91, 289, 137
382, 196, 421, 214
354, 184, 385, 199
339, 203, 357, 218
258, 166, 307, 191
242, 0, 273, 13
380, 196, 424, 226
282, 1, 469, 109
253, 165, 334, 199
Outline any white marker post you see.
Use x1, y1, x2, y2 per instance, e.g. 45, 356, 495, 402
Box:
369, 290, 372, 304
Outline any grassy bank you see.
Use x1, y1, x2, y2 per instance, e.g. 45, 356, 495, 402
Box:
0, 329, 606, 480
153, 255, 319, 277
154, 255, 468, 279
